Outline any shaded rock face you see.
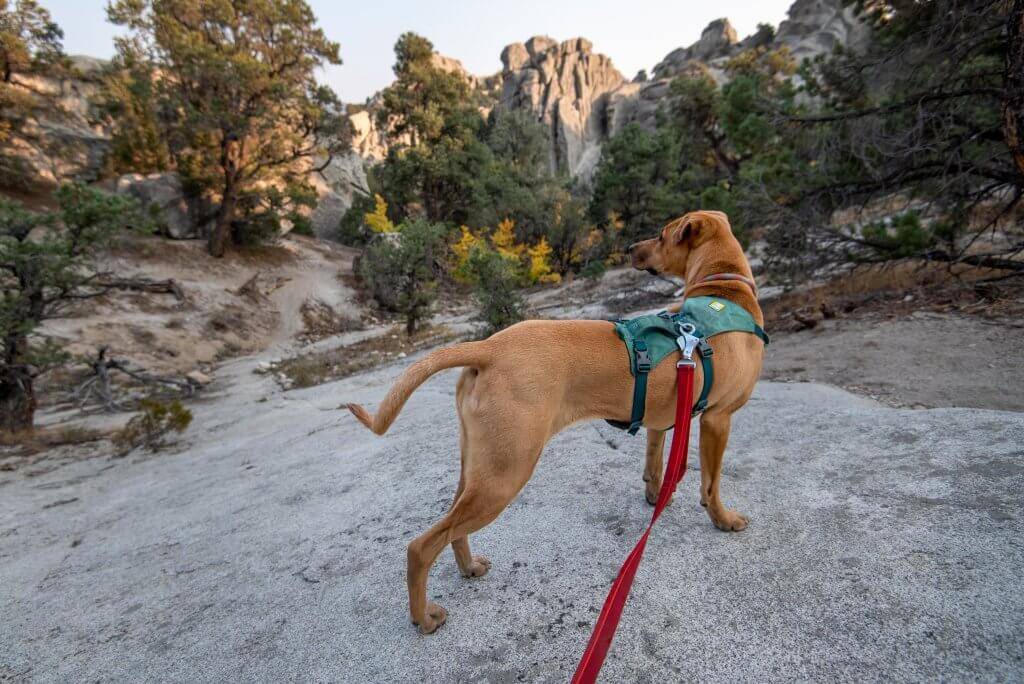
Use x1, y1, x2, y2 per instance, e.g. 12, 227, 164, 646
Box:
5, 56, 364, 240
309, 150, 370, 238
653, 18, 740, 79
775, 0, 868, 61
115, 172, 200, 239
499, 36, 626, 176
2, 56, 111, 190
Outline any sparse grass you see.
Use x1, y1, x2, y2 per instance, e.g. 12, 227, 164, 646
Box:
113, 399, 192, 456
268, 324, 457, 389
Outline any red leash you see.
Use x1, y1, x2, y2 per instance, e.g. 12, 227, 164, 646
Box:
572, 359, 697, 684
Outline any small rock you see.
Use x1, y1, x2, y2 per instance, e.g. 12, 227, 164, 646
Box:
903, 294, 914, 302
186, 370, 213, 386
397, 352, 407, 358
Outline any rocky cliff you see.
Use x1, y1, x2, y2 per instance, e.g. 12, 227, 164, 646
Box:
498, 36, 626, 177
348, 0, 867, 182
2, 56, 111, 189
494, 0, 867, 180
1, 0, 865, 232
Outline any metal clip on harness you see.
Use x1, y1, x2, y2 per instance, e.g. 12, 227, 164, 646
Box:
676, 322, 700, 366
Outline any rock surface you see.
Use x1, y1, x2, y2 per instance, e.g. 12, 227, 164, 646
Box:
775, 0, 869, 62
1, 347, 1021, 681
308, 150, 370, 238
499, 36, 626, 176
1, 56, 111, 189
115, 172, 198, 239
652, 18, 740, 79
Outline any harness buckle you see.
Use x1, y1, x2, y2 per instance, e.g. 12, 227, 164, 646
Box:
675, 323, 700, 361
698, 338, 714, 358
635, 347, 652, 373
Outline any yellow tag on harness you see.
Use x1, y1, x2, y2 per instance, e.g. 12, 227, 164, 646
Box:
708, 301, 726, 312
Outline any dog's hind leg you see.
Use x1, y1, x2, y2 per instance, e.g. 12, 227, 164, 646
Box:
698, 410, 748, 532
407, 413, 543, 634
449, 475, 491, 578
642, 428, 667, 506
449, 369, 492, 579
407, 477, 530, 634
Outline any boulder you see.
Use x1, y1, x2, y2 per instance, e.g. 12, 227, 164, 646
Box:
308, 150, 370, 238
115, 172, 196, 239
1, 56, 111, 189
185, 370, 213, 387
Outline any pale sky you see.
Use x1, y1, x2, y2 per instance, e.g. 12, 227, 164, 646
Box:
46, 1, 794, 104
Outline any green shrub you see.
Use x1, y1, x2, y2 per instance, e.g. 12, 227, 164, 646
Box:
463, 244, 525, 337
580, 259, 608, 280
336, 193, 375, 246
359, 219, 446, 335
860, 212, 935, 259
114, 399, 192, 455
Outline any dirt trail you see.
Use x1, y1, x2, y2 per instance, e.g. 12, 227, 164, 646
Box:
265, 241, 357, 350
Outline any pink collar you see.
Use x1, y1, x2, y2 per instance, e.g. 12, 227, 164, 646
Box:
687, 273, 758, 296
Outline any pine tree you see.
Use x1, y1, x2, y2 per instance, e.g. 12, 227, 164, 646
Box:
107, 0, 348, 257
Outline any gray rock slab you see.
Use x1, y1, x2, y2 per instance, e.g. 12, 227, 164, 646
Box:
2, 358, 1022, 682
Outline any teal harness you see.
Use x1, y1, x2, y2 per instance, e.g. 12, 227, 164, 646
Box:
607, 296, 770, 434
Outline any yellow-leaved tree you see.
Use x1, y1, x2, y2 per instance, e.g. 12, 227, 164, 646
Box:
491, 218, 525, 261
364, 194, 396, 233
451, 225, 483, 282
527, 237, 561, 284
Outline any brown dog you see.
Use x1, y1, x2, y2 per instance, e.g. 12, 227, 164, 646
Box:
346, 210, 765, 633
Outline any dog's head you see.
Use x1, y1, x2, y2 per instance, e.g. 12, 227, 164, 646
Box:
628, 210, 732, 278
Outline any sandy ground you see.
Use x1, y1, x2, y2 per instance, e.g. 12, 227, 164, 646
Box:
1, 334, 1023, 681
41, 234, 357, 380
763, 312, 1024, 411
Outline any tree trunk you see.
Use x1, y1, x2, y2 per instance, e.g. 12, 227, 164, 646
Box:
406, 311, 418, 336
1003, 0, 1024, 180
0, 368, 35, 433
208, 183, 236, 258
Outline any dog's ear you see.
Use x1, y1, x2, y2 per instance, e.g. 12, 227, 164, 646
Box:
672, 216, 702, 245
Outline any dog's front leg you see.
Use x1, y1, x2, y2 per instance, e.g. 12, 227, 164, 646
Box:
642, 428, 667, 506
699, 411, 748, 531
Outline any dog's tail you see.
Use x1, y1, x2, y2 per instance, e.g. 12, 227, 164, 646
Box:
345, 341, 490, 435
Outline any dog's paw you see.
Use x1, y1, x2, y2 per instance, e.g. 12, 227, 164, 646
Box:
711, 508, 748, 532
644, 488, 673, 507
460, 554, 491, 578
414, 601, 448, 635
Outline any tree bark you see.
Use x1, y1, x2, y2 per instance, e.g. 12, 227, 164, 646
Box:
1003, 0, 1024, 180
208, 182, 236, 258
0, 368, 35, 433
209, 135, 241, 258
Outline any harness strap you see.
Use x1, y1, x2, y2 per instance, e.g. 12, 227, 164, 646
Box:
624, 340, 651, 434
694, 338, 714, 414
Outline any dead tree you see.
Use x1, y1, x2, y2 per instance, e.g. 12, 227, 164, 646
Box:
74, 347, 193, 412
